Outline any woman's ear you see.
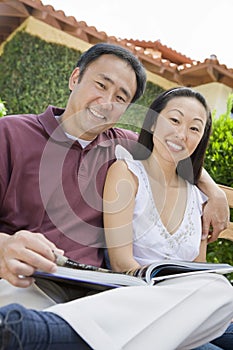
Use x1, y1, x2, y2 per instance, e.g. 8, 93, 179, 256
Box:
69, 67, 80, 90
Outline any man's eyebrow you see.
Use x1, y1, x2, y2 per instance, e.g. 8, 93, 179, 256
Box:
99, 73, 131, 99
169, 108, 204, 124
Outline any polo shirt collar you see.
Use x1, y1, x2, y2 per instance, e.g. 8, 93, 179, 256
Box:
38, 105, 113, 148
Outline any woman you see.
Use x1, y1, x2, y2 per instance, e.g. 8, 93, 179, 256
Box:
104, 87, 211, 270
103, 87, 232, 349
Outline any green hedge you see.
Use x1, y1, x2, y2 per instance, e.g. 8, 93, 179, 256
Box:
117, 81, 164, 132
204, 95, 233, 187
0, 98, 7, 117
0, 31, 82, 114
205, 95, 233, 269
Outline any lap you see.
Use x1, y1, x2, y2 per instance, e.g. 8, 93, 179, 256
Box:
0, 279, 55, 310
47, 274, 233, 350
1, 274, 233, 349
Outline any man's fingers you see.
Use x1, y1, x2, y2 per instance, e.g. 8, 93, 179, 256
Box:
6, 252, 57, 277
202, 217, 210, 238
6, 273, 35, 288
208, 221, 230, 243
14, 231, 58, 260
202, 210, 230, 243
3, 254, 57, 287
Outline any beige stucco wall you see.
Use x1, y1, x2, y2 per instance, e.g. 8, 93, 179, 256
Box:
147, 72, 232, 117
195, 83, 232, 117
146, 70, 233, 117
146, 71, 178, 90
0, 17, 92, 55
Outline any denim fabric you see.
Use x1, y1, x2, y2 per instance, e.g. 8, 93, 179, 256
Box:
193, 343, 222, 349
211, 322, 233, 350
193, 322, 233, 350
0, 303, 92, 350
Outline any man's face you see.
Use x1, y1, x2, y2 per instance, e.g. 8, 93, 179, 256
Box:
62, 54, 137, 140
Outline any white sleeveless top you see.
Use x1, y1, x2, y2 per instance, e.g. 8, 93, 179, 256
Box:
115, 145, 207, 265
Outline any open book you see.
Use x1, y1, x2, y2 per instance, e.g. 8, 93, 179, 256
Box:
33, 258, 233, 292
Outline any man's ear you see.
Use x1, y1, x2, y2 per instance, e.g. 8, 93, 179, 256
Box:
69, 67, 80, 90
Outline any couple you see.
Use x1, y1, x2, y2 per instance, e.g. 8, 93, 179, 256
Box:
0, 43, 232, 349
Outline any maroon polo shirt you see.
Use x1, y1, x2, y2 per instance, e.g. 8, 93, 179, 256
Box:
0, 106, 138, 267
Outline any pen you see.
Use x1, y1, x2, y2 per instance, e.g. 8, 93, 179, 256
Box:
53, 251, 112, 273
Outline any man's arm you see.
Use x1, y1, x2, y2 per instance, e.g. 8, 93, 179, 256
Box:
0, 230, 63, 287
198, 169, 229, 243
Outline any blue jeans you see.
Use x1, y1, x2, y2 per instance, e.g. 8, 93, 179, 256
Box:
193, 322, 233, 350
211, 321, 233, 349
194, 344, 222, 350
0, 303, 92, 349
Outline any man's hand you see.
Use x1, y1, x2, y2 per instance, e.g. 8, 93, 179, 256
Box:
0, 230, 64, 288
202, 189, 229, 243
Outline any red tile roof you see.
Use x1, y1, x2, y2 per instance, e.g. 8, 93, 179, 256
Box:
1, 0, 233, 88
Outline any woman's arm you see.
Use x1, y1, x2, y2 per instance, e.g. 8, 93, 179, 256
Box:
197, 169, 229, 242
103, 160, 141, 272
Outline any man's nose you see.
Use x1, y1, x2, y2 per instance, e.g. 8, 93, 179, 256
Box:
98, 94, 114, 110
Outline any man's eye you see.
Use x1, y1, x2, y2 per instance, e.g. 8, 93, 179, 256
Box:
117, 96, 126, 103
96, 81, 105, 89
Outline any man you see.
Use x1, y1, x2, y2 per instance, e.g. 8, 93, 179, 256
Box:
0, 43, 232, 349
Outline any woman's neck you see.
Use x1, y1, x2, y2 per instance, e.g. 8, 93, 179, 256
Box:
142, 153, 179, 187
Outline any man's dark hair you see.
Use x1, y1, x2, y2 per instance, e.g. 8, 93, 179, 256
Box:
133, 87, 212, 184
76, 43, 147, 103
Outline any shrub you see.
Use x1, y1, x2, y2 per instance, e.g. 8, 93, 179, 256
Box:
204, 94, 233, 187
117, 81, 164, 132
205, 94, 233, 269
0, 31, 82, 115
0, 98, 7, 117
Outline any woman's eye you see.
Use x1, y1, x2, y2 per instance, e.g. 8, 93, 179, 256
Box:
190, 126, 199, 132
170, 117, 179, 124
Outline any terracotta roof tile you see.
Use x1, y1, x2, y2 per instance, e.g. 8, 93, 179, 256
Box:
1, 0, 233, 88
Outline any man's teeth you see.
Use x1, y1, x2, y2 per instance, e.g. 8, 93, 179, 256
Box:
90, 108, 105, 119
166, 141, 182, 151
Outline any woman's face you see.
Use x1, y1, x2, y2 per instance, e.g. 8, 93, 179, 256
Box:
152, 96, 207, 165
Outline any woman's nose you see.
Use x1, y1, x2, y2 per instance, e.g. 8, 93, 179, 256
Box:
176, 125, 187, 140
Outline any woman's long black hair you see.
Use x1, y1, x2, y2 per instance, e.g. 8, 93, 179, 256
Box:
133, 87, 212, 185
